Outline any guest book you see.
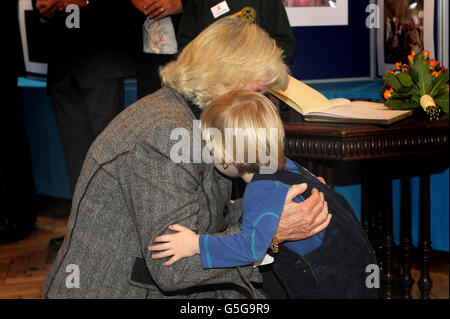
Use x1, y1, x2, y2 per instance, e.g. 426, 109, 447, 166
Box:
271, 76, 412, 125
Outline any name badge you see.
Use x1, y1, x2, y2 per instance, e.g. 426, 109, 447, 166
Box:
210, 1, 230, 19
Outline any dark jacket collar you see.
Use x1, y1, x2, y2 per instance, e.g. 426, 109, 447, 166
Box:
166, 86, 203, 120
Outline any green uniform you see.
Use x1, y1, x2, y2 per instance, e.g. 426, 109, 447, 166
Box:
177, 0, 295, 63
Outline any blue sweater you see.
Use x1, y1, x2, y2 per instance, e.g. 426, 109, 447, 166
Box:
199, 159, 325, 269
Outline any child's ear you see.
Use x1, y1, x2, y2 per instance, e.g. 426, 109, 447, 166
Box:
223, 163, 231, 169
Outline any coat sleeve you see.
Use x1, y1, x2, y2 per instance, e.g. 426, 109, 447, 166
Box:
199, 180, 288, 268
116, 124, 259, 293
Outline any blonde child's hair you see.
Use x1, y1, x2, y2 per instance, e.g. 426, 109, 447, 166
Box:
159, 16, 289, 108
200, 90, 286, 175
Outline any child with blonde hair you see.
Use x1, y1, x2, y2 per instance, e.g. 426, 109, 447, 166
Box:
149, 90, 378, 299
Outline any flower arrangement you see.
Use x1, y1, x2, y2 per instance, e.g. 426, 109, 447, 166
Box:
383, 50, 449, 121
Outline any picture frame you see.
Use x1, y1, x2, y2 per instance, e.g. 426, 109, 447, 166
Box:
376, 0, 435, 76
283, 0, 349, 27
18, 0, 48, 76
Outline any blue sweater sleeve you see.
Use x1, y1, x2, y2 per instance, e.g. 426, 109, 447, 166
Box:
199, 180, 290, 269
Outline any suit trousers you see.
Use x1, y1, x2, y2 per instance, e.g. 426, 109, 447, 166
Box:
135, 52, 176, 99
0, 80, 37, 229
48, 59, 125, 194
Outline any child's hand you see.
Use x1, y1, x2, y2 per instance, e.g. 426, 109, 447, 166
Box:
148, 224, 200, 266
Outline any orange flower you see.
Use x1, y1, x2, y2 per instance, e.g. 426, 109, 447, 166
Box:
424, 50, 430, 58
431, 71, 440, 78
411, 50, 416, 56
395, 62, 402, 70
384, 89, 392, 100
430, 60, 439, 68
387, 70, 395, 74
408, 55, 414, 62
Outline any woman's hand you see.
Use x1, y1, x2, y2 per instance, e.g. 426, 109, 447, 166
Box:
148, 224, 200, 266
276, 184, 332, 243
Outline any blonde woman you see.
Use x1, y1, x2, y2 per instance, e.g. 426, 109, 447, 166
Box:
44, 17, 330, 299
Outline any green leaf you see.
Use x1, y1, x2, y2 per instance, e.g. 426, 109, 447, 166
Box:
411, 95, 421, 104
396, 86, 415, 97
383, 72, 403, 91
385, 97, 419, 110
434, 91, 449, 114
412, 53, 433, 94
397, 72, 413, 87
435, 85, 449, 97
429, 71, 449, 97
410, 67, 419, 83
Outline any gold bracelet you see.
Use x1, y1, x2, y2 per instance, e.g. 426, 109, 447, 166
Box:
270, 235, 279, 254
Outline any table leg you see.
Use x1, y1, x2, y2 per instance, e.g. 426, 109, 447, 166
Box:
361, 161, 370, 237
316, 161, 325, 181
382, 173, 394, 299
400, 177, 414, 299
324, 160, 334, 189
306, 160, 315, 175
372, 166, 384, 271
368, 171, 379, 251
418, 161, 433, 299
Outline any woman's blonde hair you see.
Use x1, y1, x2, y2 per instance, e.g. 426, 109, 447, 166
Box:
200, 90, 286, 175
160, 16, 289, 108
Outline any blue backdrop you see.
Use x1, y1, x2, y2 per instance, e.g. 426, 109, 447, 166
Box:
290, 0, 371, 80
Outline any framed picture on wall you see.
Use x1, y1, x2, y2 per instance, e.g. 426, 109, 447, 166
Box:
18, 0, 48, 76
283, 0, 348, 27
377, 0, 435, 76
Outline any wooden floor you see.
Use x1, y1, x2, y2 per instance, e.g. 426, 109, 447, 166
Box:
0, 196, 448, 299
0, 196, 70, 299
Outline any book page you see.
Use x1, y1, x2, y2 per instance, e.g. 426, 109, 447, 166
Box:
271, 76, 332, 114
328, 98, 351, 106
348, 101, 390, 110
306, 102, 410, 120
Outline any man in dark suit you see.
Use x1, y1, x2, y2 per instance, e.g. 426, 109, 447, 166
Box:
0, 0, 38, 243
34, 0, 138, 194
177, 0, 295, 64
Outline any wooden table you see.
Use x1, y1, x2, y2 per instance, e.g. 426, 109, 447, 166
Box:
281, 110, 449, 299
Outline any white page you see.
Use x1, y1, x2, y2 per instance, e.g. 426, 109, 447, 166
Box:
307, 102, 408, 120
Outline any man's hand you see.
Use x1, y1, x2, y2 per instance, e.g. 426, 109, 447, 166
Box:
131, 0, 183, 20
276, 184, 331, 242
35, 0, 60, 18
131, 0, 153, 14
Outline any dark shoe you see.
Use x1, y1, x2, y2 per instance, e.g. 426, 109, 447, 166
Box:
0, 223, 35, 243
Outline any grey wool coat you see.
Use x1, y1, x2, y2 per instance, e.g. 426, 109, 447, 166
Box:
44, 87, 265, 299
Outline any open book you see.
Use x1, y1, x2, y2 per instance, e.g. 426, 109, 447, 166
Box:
271, 76, 412, 125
